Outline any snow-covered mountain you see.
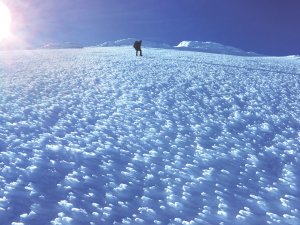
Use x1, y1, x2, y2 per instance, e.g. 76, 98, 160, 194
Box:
40, 42, 83, 49
99, 38, 171, 48
0, 36, 30, 50
0, 47, 299, 225
176, 41, 259, 56
97, 38, 258, 56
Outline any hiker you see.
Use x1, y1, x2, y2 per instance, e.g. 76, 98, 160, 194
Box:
133, 40, 142, 56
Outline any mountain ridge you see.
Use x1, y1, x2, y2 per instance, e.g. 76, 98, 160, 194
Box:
175, 41, 259, 56
1, 38, 260, 56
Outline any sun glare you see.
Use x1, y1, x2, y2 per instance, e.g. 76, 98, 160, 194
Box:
0, 2, 12, 41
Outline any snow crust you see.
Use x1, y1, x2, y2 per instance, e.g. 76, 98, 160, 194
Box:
176, 41, 259, 56
0, 46, 299, 225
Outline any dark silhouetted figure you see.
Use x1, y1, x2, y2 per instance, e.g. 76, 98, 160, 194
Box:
133, 40, 142, 56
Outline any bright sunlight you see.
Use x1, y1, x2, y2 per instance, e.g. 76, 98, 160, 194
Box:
0, 2, 12, 41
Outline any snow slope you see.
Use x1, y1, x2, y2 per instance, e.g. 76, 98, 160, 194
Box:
176, 41, 259, 56
41, 42, 83, 49
0, 47, 299, 225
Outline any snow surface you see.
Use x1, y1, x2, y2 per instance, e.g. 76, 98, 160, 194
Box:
0, 46, 300, 225
175, 41, 259, 56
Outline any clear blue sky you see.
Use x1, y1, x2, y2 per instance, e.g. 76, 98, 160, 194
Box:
6, 0, 300, 55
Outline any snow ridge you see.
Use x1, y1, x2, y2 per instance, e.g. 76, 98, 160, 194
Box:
176, 41, 259, 56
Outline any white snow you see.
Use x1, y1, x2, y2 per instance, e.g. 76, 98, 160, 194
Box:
0, 46, 299, 225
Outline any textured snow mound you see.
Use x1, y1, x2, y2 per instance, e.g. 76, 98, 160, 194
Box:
176, 41, 258, 56
99, 38, 171, 48
0, 47, 299, 225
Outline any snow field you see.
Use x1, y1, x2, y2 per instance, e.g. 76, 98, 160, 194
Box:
0, 47, 300, 224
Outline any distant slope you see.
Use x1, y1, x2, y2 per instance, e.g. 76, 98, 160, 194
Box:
175, 41, 259, 56
41, 42, 83, 49
97, 38, 259, 56
99, 38, 171, 48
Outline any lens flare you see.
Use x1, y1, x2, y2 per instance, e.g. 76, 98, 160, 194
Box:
0, 2, 12, 41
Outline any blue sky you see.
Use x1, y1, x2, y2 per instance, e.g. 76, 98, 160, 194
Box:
6, 0, 300, 55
